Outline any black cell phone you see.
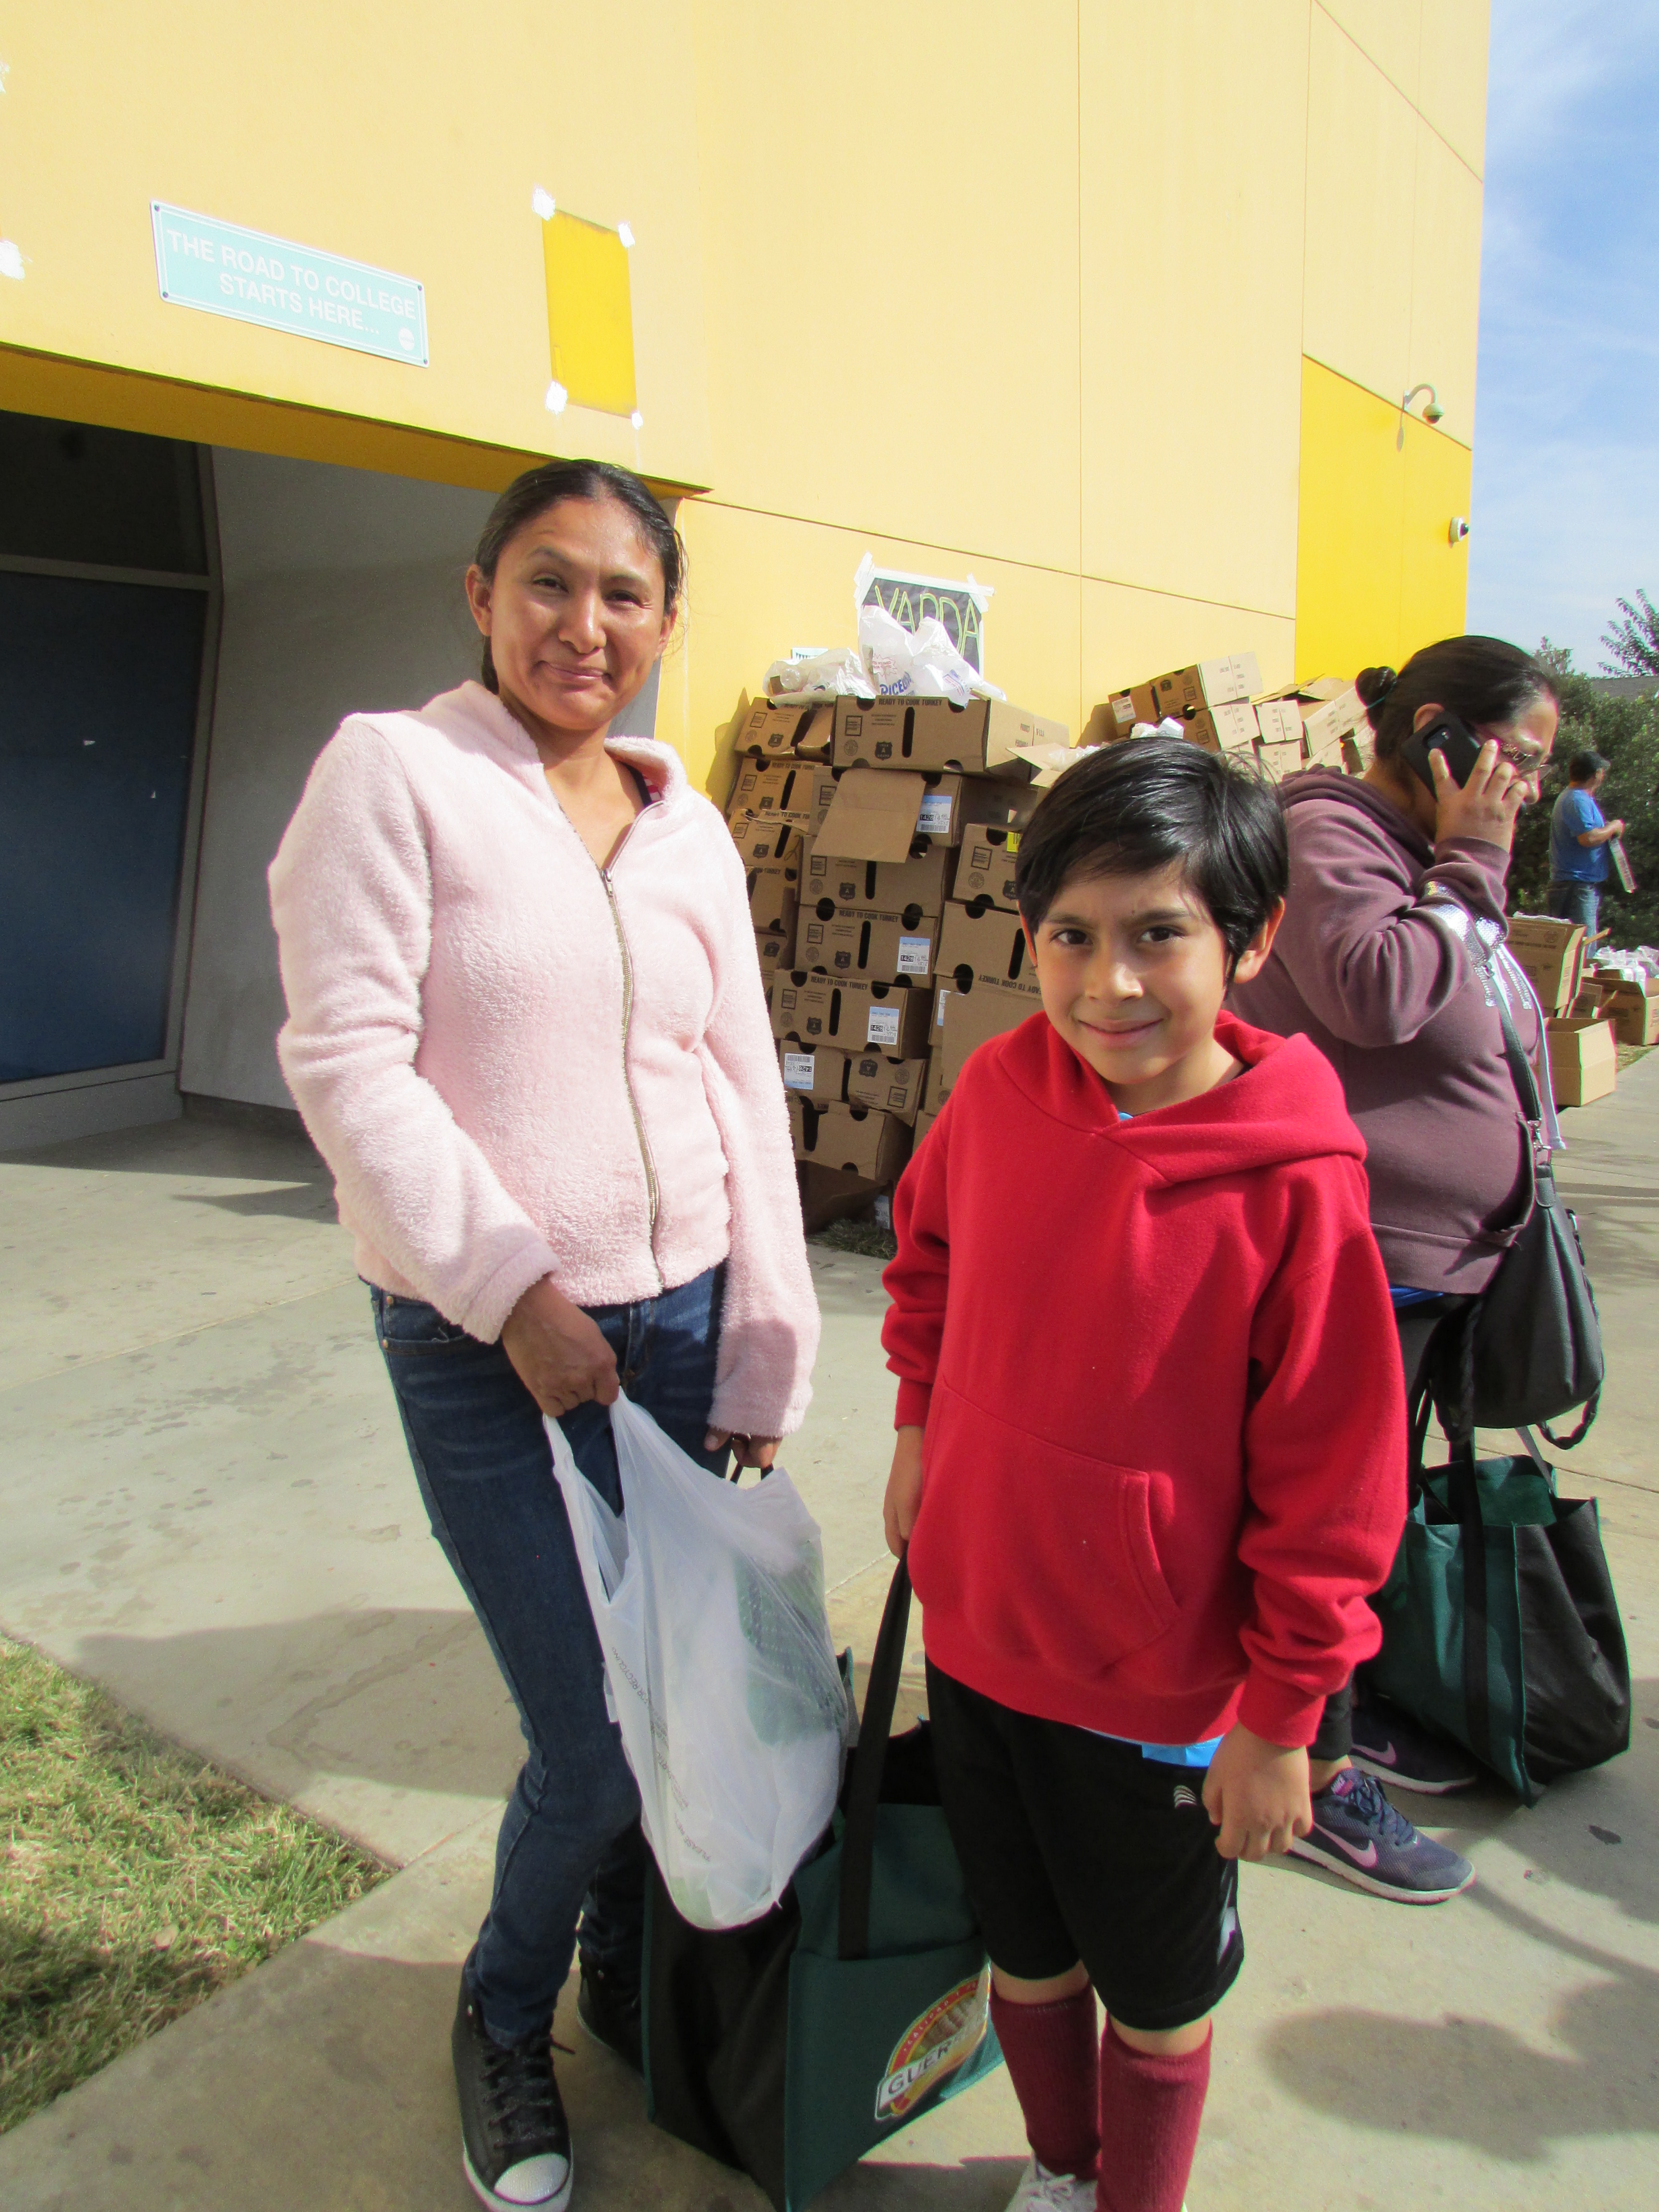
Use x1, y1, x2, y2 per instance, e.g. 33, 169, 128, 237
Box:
1400, 710, 1484, 793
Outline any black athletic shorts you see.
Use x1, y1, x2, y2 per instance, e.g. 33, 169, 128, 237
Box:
926, 1660, 1244, 2033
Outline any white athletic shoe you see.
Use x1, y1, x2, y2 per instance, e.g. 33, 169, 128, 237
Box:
1002, 2157, 1096, 2211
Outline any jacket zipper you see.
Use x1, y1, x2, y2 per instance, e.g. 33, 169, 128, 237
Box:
598, 812, 663, 1286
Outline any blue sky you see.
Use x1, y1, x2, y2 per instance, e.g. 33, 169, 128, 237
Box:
1466, 0, 1659, 669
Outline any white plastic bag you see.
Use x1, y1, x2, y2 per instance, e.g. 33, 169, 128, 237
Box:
856, 601, 1006, 705
549, 1395, 851, 1930
763, 647, 872, 697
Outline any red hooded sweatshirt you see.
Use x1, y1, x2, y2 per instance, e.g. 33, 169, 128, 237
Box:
883, 1010, 1407, 1751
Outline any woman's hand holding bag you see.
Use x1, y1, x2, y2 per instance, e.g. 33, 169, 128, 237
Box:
501, 1275, 621, 1415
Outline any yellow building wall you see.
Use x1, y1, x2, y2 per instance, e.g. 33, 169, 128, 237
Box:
1, 2, 1489, 787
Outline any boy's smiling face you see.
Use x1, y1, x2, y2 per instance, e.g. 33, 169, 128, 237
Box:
1025, 861, 1281, 1113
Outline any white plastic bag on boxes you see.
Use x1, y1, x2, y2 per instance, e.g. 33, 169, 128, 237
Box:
857, 602, 1006, 705
549, 1394, 851, 1930
763, 647, 871, 698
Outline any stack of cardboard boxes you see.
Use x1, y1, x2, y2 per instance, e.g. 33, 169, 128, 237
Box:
1507, 914, 1620, 1109
1094, 660, 1367, 781
723, 690, 1070, 1195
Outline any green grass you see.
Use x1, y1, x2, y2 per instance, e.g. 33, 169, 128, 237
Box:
0, 1635, 387, 2134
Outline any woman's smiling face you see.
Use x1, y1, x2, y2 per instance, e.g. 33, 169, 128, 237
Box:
466, 494, 673, 741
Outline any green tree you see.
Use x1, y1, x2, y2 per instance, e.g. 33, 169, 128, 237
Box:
1508, 644, 1659, 948
1600, 589, 1659, 678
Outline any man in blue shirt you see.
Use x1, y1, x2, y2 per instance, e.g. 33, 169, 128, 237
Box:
1549, 749, 1624, 934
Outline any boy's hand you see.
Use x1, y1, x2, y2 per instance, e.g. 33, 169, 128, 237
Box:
883, 1427, 926, 1557
1202, 1722, 1312, 1861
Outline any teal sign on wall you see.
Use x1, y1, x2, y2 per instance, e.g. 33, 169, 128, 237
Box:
150, 203, 428, 367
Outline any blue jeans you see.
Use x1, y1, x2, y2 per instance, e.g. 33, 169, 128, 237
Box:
1549, 880, 1599, 933
372, 1265, 729, 2044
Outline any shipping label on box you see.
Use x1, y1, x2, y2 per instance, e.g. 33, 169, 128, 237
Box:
833, 697, 1070, 779
1182, 702, 1260, 753
914, 771, 1040, 849
1546, 1016, 1618, 1108
727, 760, 818, 830
746, 864, 799, 938
1508, 915, 1588, 1014
731, 816, 801, 867
805, 844, 953, 915
778, 1041, 851, 1109
812, 767, 926, 862
771, 974, 936, 1057
1150, 654, 1263, 718
953, 825, 1021, 912
787, 1096, 913, 1182
935, 975, 1039, 1086
1254, 698, 1304, 749
734, 698, 836, 761
1106, 692, 1139, 738
844, 1050, 928, 1122
800, 904, 937, 982
938, 899, 1040, 996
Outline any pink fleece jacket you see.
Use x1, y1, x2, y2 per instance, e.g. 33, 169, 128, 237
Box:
268, 681, 819, 1438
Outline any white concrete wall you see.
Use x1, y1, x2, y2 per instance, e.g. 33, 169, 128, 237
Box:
179, 451, 494, 1107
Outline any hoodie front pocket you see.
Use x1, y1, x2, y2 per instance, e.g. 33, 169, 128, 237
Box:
911, 1382, 1179, 1681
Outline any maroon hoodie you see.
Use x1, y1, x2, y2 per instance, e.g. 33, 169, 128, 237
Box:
1230, 769, 1535, 1294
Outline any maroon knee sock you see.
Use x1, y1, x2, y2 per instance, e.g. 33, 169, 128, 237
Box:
1095, 2020, 1210, 2212
987, 1986, 1100, 2181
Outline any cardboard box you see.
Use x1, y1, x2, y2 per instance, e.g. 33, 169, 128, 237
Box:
934, 975, 1038, 1086
1546, 1016, 1618, 1107
755, 927, 792, 980
937, 899, 1041, 996
1105, 692, 1140, 739
771, 974, 935, 1057
922, 1046, 950, 1114
745, 855, 801, 938
726, 759, 819, 832
805, 843, 954, 916
1182, 702, 1260, 752
1258, 676, 1349, 705
1507, 915, 1587, 1015
915, 771, 1041, 849
1601, 983, 1659, 1046
952, 824, 1021, 912
812, 767, 926, 862
1302, 683, 1367, 757
1149, 654, 1263, 719
798, 904, 938, 982
1254, 698, 1304, 749
730, 816, 801, 867
833, 696, 1070, 779
787, 1097, 912, 1182
1254, 738, 1305, 782
845, 1049, 929, 1122
913, 1105, 940, 1148
778, 1040, 854, 1109
733, 698, 836, 761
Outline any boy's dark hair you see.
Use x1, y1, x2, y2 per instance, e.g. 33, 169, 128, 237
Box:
471, 459, 685, 693
1356, 636, 1559, 762
1568, 748, 1609, 783
1015, 736, 1288, 969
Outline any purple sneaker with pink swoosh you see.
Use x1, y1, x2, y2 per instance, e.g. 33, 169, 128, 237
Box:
1289, 1769, 1475, 1903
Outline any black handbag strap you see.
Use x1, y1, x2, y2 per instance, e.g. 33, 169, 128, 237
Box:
837, 1556, 911, 1962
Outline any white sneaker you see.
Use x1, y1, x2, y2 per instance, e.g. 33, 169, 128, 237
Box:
1002, 2157, 1096, 2211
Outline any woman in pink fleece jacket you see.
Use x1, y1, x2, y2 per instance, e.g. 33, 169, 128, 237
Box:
269, 460, 818, 2212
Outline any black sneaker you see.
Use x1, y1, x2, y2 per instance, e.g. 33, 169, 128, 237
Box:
576, 1955, 643, 2075
1350, 1688, 1478, 1795
452, 1975, 573, 2212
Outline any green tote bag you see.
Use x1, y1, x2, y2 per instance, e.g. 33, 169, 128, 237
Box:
642, 1557, 1003, 2212
1367, 1397, 1629, 1806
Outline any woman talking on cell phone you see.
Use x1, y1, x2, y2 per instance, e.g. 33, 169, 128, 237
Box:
268, 459, 817, 2212
1231, 635, 1560, 1899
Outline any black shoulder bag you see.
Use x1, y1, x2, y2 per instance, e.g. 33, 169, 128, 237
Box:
1431, 947, 1604, 1446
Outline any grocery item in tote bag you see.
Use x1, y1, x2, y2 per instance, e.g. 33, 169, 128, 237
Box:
1431, 934, 1604, 1446
643, 1558, 1003, 2212
548, 1395, 851, 1930
1367, 1392, 1629, 1805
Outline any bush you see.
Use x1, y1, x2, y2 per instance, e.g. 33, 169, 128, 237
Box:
1508, 665, 1659, 948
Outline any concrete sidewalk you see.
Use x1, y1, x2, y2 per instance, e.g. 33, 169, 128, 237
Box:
2, 1070, 1657, 2210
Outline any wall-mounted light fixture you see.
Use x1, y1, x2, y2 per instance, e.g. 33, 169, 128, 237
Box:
1397, 383, 1444, 448
1449, 516, 1470, 544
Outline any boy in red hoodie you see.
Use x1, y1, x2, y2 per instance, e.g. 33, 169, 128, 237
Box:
881, 738, 1408, 2212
